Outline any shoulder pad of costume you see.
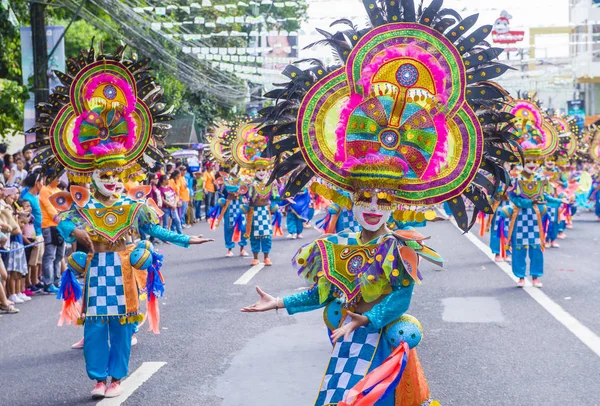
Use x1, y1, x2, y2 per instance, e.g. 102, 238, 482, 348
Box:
127, 185, 152, 201
393, 229, 430, 242
70, 185, 90, 207
146, 198, 164, 218
49, 191, 74, 212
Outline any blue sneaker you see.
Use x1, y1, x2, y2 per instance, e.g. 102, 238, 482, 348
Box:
44, 284, 59, 294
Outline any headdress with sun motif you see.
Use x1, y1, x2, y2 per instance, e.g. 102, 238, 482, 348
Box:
500, 92, 559, 162
549, 114, 581, 165
258, 0, 521, 232
230, 119, 274, 173
26, 39, 172, 183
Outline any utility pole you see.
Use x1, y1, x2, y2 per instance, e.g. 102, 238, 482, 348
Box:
30, 1, 48, 139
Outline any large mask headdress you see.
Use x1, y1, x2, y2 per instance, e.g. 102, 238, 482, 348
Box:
207, 121, 235, 167
259, 0, 520, 231
550, 115, 580, 164
590, 130, 600, 164
230, 121, 273, 171
27, 40, 171, 182
501, 94, 558, 161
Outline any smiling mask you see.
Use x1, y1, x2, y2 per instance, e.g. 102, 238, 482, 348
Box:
352, 193, 393, 232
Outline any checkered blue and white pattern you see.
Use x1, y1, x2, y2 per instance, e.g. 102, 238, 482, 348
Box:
547, 205, 559, 222
227, 199, 243, 227
492, 201, 510, 234
315, 317, 380, 405
514, 207, 541, 246
86, 252, 126, 317
252, 206, 272, 237
338, 209, 361, 233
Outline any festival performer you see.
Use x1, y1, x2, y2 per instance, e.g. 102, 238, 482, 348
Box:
540, 156, 566, 248
488, 185, 512, 261
557, 164, 579, 233
27, 43, 213, 399
209, 170, 249, 257
552, 117, 581, 234
230, 121, 279, 265
206, 121, 250, 257
245, 158, 279, 265
500, 96, 556, 288
285, 186, 310, 239
587, 134, 600, 218
243, 1, 516, 404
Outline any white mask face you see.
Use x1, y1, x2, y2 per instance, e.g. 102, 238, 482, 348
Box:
92, 169, 119, 197
545, 161, 555, 169
352, 194, 393, 232
255, 168, 268, 181
524, 162, 538, 174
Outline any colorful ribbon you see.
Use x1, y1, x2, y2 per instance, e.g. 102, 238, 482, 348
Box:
339, 341, 409, 406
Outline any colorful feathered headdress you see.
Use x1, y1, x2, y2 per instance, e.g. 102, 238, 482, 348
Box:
501, 94, 557, 161
27, 39, 171, 182
258, 0, 520, 231
550, 115, 580, 165
230, 121, 273, 171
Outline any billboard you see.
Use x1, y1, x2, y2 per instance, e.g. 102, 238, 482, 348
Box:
20, 26, 65, 144
492, 11, 524, 47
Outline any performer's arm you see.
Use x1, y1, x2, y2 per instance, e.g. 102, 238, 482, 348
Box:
140, 223, 190, 247
509, 193, 533, 209
283, 288, 334, 315
57, 218, 77, 244
363, 283, 414, 330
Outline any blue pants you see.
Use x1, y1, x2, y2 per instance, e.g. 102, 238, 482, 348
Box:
224, 222, 247, 250
194, 200, 202, 220
179, 201, 189, 225
287, 212, 304, 235
162, 208, 182, 234
84, 319, 134, 381
511, 242, 543, 278
490, 230, 501, 255
250, 236, 272, 254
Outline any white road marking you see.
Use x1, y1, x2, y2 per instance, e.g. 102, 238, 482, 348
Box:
97, 362, 166, 406
234, 263, 265, 285
441, 210, 600, 358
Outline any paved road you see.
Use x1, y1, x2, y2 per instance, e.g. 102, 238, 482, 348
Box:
1, 211, 599, 406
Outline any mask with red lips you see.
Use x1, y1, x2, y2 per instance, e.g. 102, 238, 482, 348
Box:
524, 161, 538, 174
352, 193, 394, 232
92, 169, 120, 197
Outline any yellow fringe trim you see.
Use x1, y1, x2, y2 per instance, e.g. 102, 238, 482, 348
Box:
310, 183, 352, 210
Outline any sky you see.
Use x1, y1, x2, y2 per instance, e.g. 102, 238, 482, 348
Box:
300, 0, 572, 60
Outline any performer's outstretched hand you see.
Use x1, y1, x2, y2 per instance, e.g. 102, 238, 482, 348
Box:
241, 286, 278, 312
188, 234, 214, 245
330, 311, 369, 343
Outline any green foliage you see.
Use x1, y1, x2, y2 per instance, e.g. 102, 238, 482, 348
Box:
0, 2, 29, 138
0, 79, 29, 138
47, 18, 121, 58
0, 0, 308, 139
